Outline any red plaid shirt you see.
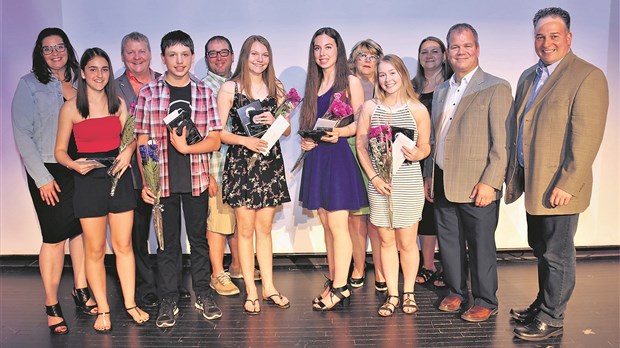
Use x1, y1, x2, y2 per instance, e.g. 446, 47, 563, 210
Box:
134, 73, 221, 197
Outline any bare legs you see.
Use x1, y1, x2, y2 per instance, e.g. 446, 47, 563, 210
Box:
377, 223, 420, 316
349, 215, 385, 284
40, 240, 68, 330
316, 209, 352, 307
235, 206, 288, 313
81, 210, 147, 330
207, 231, 227, 276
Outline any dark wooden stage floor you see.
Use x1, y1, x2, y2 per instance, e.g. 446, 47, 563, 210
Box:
1, 253, 618, 348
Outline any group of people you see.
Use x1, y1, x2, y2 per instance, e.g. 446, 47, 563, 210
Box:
11, 6, 608, 342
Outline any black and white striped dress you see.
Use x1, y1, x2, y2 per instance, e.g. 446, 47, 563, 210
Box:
368, 103, 424, 228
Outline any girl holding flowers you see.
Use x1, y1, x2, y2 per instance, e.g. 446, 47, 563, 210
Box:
217, 35, 291, 315
356, 54, 431, 317
299, 27, 366, 311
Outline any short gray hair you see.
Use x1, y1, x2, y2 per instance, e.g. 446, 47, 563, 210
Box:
121, 32, 151, 54
446, 23, 479, 47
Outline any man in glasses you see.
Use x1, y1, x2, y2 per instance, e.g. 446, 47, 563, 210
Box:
201, 35, 260, 297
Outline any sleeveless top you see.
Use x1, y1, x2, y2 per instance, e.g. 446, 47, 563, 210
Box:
73, 116, 121, 153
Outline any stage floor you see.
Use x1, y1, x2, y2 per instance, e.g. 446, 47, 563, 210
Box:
1, 255, 618, 347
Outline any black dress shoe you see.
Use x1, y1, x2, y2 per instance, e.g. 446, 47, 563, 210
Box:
179, 287, 191, 299
510, 304, 540, 323
513, 319, 563, 341
141, 293, 160, 308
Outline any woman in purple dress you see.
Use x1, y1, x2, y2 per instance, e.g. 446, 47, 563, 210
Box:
299, 27, 366, 310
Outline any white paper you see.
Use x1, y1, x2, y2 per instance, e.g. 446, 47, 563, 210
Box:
260, 116, 290, 155
75, 159, 107, 168
313, 118, 338, 130
392, 132, 416, 175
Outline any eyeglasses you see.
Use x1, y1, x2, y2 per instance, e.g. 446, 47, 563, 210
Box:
207, 49, 230, 58
357, 52, 378, 62
42, 43, 66, 55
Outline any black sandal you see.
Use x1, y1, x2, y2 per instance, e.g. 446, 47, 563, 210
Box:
312, 277, 332, 304
415, 268, 437, 284
243, 298, 261, 315
433, 271, 446, 287
45, 303, 68, 335
126, 306, 150, 324
263, 293, 290, 309
378, 295, 400, 317
94, 311, 112, 333
72, 287, 97, 316
312, 284, 351, 311
402, 292, 418, 314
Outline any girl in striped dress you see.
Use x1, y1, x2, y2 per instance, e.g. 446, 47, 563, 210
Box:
356, 54, 431, 317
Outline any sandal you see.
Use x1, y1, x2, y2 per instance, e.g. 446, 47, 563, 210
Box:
94, 311, 112, 333
313, 284, 351, 311
243, 298, 261, 315
126, 305, 150, 324
433, 271, 446, 287
402, 292, 418, 314
45, 303, 68, 335
415, 268, 437, 284
263, 293, 290, 309
312, 277, 332, 304
72, 287, 98, 316
378, 295, 400, 317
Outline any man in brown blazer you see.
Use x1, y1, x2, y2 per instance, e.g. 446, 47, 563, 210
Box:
423, 23, 513, 322
506, 7, 609, 341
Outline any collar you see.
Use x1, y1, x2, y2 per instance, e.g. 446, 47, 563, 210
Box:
450, 66, 479, 88
206, 69, 230, 83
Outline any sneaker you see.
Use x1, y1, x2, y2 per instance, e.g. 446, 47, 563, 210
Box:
156, 298, 179, 328
228, 266, 261, 281
195, 294, 222, 320
210, 271, 240, 296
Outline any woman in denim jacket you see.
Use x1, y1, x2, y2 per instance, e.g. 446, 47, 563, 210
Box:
11, 27, 97, 335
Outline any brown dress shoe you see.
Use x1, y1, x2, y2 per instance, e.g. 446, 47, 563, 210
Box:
438, 295, 462, 312
461, 305, 498, 322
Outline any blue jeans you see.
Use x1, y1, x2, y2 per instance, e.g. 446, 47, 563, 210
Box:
526, 213, 579, 327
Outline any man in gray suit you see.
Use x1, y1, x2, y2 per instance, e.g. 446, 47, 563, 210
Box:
115, 32, 188, 308
506, 7, 608, 341
423, 23, 513, 322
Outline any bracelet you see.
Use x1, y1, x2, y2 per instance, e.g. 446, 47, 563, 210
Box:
370, 174, 379, 182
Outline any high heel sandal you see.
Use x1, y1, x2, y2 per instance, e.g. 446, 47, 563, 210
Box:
349, 263, 366, 288
72, 287, 97, 316
402, 292, 418, 314
45, 303, 68, 335
312, 284, 351, 311
94, 311, 112, 333
378, 295, 400, 317
126, 306, 150, 324
312, 277, 332, 304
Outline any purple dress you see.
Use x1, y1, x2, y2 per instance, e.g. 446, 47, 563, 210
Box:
299, 88, 369, 211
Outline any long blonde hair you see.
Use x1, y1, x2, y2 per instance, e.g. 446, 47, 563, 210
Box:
375, 54, 418, 103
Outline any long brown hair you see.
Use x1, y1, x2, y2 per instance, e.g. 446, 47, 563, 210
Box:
300, 27, 350, 131
230, 35, 281, 100
411, 36, 452, 93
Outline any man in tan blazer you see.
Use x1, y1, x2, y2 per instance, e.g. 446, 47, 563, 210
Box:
423, 23, 513, 322
506, 7, 609, 341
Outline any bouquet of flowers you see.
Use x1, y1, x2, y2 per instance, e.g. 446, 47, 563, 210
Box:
139, 140, 165, 250
110, 112, 135, 197
292, 92, 353, 172
247, 88, 302, 170
369, 124, 394, 228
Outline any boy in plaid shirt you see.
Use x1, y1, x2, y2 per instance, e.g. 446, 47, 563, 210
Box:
135, 30, 222, 328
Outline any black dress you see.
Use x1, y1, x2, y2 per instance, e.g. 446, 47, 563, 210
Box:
222, 86, 291, 208
417, 91, 437, 236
